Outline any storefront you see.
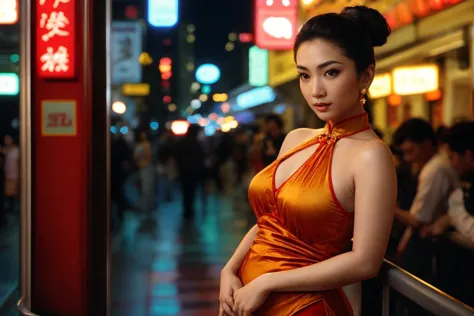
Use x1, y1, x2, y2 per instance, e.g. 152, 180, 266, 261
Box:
366, 0, 474, 140
266, 0, 474, 139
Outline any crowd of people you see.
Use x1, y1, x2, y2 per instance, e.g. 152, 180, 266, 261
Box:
109, 114, 288, 229
386, 118, 474, 313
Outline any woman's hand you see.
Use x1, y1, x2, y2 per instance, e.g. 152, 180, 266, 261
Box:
219, 305, 230, 316
233, 274, 271, 316
219, 268, 242, 316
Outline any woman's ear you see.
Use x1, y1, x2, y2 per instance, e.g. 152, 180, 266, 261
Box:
360, 64, 375, 90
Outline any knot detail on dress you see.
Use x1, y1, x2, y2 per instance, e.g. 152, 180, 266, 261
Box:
317, 133, 340, 145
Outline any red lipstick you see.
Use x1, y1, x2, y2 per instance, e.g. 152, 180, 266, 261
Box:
313, 102, 331, 112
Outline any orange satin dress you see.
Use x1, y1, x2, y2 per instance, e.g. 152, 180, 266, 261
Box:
238, 113, 370, 316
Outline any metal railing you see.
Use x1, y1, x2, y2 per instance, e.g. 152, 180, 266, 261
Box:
17, 297, 39, 316
376, 260, 474, 316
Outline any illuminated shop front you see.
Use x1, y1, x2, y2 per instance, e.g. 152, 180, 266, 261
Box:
263, 0, 474, 137
364, 0, 474, 140
369, 64, 447, 140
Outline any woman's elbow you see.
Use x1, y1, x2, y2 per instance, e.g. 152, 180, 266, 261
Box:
359, 260, 382, 280
352, 252, 383, 280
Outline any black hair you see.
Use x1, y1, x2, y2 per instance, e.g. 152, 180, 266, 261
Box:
446, 121, 474, 154
436, 125, 449, 144
264, 114, 284, 129
392, 118, 437, 147
294, 6, 391, 73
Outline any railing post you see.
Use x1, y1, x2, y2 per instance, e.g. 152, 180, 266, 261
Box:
360, 277, 384, 315
382, 283, 390, 316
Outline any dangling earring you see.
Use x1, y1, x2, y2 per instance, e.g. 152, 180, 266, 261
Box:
360, 88, 367, 105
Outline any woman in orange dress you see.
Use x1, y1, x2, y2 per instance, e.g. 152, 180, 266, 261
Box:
219, 6, 396, 316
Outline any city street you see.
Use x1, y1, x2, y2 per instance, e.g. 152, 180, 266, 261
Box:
111, 178, 255, 315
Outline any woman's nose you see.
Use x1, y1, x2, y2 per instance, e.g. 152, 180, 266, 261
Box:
311, 79, 326, 99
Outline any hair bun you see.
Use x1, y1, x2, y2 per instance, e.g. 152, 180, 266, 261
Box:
340, 6, 391, 47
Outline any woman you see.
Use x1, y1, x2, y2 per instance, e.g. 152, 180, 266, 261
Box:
219, 6, 396, 316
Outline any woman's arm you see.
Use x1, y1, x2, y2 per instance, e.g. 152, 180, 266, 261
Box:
262, 141, 397, 292
223, 224, 259, 274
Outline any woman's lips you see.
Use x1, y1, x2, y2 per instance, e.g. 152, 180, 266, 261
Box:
312, 103, 331, 112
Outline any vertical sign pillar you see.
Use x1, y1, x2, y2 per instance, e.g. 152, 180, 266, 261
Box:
30, 0, 109, 314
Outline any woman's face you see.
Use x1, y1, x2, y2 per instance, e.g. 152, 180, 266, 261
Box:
295, 39, 373, 122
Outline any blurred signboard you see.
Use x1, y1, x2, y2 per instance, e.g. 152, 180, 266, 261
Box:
111, 21, 143, 85
369, 73, 392, 99
0, 72, 19, 95
393, 64, 438, 95
249, 46, 268, 86
234, 86, 276, 111
148, 0, 178, 28
36, 0, 76, 79
42, 100, 76, 136
0, 0, 18, 24
122, 83, 150, 96
195, 63, 220, 85
255, 0, 298, 50
268, 49, 297, 87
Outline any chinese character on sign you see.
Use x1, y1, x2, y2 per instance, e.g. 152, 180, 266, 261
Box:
40, 11, 69, 41
40, 46, 69, 72
42, 100, 76, 136
37, 0, 75, 78
39, 0, 71, 8
47, 112, 72, 127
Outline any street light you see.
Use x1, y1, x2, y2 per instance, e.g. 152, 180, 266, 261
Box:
112, 101, 126, 114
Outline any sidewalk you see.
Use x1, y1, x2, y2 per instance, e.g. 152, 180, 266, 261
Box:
111, 176, 255, 315
0, 214, 19, 310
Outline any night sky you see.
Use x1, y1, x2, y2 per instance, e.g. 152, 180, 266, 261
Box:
189, 0, 253, 61
186, 0, 254, 92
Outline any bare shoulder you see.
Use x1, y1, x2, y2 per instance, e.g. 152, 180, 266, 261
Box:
353, 138, 396, 176
355, 138, 394, 166
278, 128, 324, 158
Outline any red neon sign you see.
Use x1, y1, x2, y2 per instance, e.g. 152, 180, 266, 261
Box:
36, 0, 76, 79
255, 0, 298, 50
0, 0, 19, 24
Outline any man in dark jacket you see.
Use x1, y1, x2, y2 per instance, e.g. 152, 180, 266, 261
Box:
174, 125, 205, 219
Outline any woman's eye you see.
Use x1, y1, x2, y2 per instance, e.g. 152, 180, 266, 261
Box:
298, 73, 309, 80
325, 69, 340, 77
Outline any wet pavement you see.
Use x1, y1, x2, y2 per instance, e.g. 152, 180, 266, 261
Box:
111, 180, 255, 316
0, 213, 20, 315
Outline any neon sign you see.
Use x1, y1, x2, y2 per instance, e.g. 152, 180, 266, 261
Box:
0, 73, 19, 95
148, 0, 179, 28
255, 0, 298, 50
195, 64, 221, 85
249, 46, 268, 86
0, 0, 18, 24
36, 0, 76, 78
235, 86, 276, 110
